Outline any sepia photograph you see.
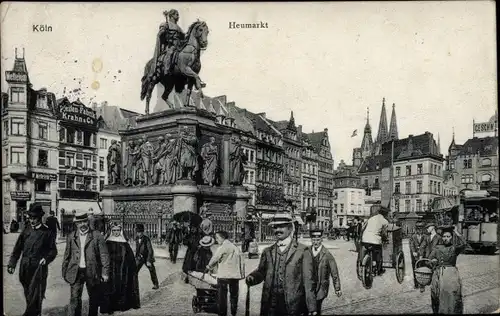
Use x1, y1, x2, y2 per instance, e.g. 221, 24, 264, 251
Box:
1, 2, 498, 315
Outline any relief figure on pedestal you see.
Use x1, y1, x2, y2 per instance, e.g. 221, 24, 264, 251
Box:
152, 136, 168, 185
123, 140, 137, 186
162, 135, 179, 184
201, 136, 218, 186
107, 140, 122, 185
139, 135, 155, 186
177, 129, 198, 181
229, 135, 248, 185
131, 138, 144, 186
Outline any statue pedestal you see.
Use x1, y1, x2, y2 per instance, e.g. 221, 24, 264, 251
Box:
171, 180, 199, 214
234, 187, 250, 218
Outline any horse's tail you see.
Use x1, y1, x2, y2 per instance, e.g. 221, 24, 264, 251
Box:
140, 59, 154, 101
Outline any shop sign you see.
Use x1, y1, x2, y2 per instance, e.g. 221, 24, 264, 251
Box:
10, 191, 31, 201
59, 103, 97, 127
5, 71, 28, 83
32, 172, 57, 181
473, 121, 497, 134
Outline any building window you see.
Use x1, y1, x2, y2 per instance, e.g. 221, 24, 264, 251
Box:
16, 179, 27, 191
340, 204, 344, 213
34, 179, 50, 192
66, 176, 75, 190
84, 155, 91, 169
4, 180, 10, 193
482, 158, 492, 167
374, 177, 379, 187
405, 181, 411, 194
66, 153, 75, 167
463, 159, 472, 169
437, 182, 441, 194
250, 151, 254, 162
84, 177, 92, 191
83, 132, 92, 147
394, 199, 400, 212
75, 130, 83, 144
67, 128, 75, 143
461, 174, 474, 184
38, 123, 48, 140
59, 127, 66, 142
417, 164, 423, 174
37, 149, 48, 167
405, 200, 411, 212
11, 118, 25, 135
11, 146, 25, 164
450, 161, 455, 170
416, 199, 422, 212
481, 174, 492, 185
364, 179, 368, 187
100, 176, 105, 190
406, 165, 412, 176
3, 119, 9, 138
395, 167, 401, 177
394, 182, 400, 194
250, 171, 254, 184
417, 180, 422, 193
10, 87, 25, 103
99, 157, 105, 172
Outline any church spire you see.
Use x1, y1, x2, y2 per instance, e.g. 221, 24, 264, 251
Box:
287, 110, 297, 131
388, 103, 399, 141
376, 97, 389, 144
361, 106, 373, 157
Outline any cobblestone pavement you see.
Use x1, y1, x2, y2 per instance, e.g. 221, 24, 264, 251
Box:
119, 239, 499, 315
2, 233, 182, 316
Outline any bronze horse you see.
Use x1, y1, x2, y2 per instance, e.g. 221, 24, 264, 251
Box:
141, 21, 209, 114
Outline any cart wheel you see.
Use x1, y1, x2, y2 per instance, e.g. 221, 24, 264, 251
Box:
356, 258, 362, 280
395, 252, 405, 284
192, 296, 200, 313
361, 254, 373, 289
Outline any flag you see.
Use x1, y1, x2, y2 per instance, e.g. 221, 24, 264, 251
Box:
351, 129, 358, 137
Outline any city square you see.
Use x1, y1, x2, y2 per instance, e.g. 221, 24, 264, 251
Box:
2, 2, 499, 316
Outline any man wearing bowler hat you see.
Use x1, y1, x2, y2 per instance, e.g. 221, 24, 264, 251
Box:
246, 213, 317, 316
309, 228, 342, 316
409, 221, 429, 292
135, 223, 159, 289
425, 222, 442, 256
7, 202, 58, 316
62, 213, 110, 316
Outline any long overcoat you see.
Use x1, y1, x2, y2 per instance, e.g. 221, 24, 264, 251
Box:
62, 230, 110, 287
247, 241, 317, 315
312, 247, 341, 301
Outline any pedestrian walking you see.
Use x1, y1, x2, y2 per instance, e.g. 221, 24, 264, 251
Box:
426, 222, 442, 256
166, 220, 183, 264
309, 228, 342, 316
62, 213, 110, 316
409, 222, 430, 292
428, 225, 467, 314
183, 227, 203, 282
45, 211, 61, 237
135, 223, 159, 289
245, 213, 317, 316
100, 223, 141, 314
206, 231, 246, 316
7, 202, 58, 316
241, 215, 255, 253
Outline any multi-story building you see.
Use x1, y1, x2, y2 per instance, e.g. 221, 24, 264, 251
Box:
391, 133, 444, 215
300, 137, 319, 226
306, 128, 335, 229
96, 124, 121, 190
56, 98, 100, 213
2, 49, 59, 225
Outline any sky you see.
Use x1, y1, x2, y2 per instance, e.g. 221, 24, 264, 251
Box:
1, 1, 497, 167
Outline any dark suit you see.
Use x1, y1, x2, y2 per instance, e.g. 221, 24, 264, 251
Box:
426, 234, 442, 258
310, 246, 341, 315
8, 225, 57, 316
62, 230, 110, 316
247, 240, 317, 316
135, 234, 159, 287
409, 233, 429, 288
45, 216, 60, 236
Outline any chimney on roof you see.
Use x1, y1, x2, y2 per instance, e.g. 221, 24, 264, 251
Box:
409, 134, 413, 138
23, 48, 25, 58
324, 128, 328, 132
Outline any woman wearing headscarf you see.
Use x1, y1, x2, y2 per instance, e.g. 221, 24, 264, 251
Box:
100, 223, 141, 314
427, 225, 467, 314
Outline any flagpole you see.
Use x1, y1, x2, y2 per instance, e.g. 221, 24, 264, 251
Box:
391, 139, 394, 213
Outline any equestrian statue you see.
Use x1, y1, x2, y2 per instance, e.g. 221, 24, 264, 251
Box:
141, 9, 209, 114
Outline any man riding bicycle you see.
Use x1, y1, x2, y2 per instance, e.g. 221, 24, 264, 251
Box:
359, 206, 390, 275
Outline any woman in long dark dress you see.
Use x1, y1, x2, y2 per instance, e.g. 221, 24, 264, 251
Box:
182, 227, 202, 274
428, 225, 467, 314
100, 223, 141, 314
192, 235, 214, 272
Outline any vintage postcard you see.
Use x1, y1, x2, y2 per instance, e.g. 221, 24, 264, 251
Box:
1, 2, 498, 315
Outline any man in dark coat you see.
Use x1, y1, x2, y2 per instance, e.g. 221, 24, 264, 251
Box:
166, 220, 183, 264
309, 228, 342, 315
62, 213, 110, 316
246, 213, 317, 316
135, 223, 159, 289
45, 211, 61, 237
409, 221, 430, 292
425, 222, 442, 256
241, 214, 255, 253
7, 202, 58, 316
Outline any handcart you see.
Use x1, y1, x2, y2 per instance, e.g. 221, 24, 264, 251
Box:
186, 271, 219, 314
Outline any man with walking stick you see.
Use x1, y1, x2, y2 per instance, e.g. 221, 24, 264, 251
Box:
245, 213, 318, 316
7, 202, 58, 316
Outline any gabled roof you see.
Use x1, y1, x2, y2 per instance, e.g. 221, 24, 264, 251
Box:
458, 136, 498, 156
306, 131, 325, 152
224, 102, 255, 134
358, 154, 392, 174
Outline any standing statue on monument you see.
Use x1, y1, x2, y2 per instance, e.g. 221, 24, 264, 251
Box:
107, 140, 122, 185
229, 135, 248, 185
140, 9, 209, 113
201, 136, 218, 186
123, 140, 137, 186
152, 136, 168, 185
177, 129, 198, 181
162, 135, 179, 184
131, 138, 144, 186
139, 135, 155, 185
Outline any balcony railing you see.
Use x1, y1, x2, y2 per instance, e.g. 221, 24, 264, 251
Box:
59, 189, 98, 200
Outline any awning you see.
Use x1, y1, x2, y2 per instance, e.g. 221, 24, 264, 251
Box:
58, 200, 101, 215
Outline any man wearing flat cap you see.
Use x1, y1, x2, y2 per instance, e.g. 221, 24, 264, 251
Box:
135, 223, 159, 290
62, 213, 110, 316
309, 228, 342, 315
246, 213, 317, 316
409, 221, 429, 292
7, 202, 58, 316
